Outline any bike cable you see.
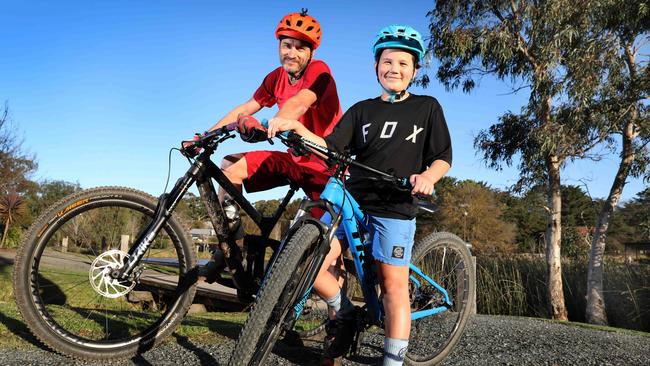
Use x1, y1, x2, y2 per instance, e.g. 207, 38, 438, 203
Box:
162, 148, 182, 194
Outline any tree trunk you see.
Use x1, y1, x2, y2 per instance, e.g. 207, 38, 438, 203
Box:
546, 155, 568, 320
586, 114, 638, 325
586, 43, 641, 326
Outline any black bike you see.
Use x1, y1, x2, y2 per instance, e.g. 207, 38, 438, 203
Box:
12, 124, 337, 360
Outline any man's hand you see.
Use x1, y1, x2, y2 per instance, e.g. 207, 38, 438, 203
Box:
409, 173, 435, 196
181, 133, 204, 158
237, 114, 268, 143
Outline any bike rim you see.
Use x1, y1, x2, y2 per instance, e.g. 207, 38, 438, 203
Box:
28, 198, 189, 349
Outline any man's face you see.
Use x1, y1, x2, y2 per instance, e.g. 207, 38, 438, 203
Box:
279, 37, 312, 76
375, 48, 417, 93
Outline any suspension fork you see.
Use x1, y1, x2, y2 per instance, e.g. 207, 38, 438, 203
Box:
116, 159, 204, 280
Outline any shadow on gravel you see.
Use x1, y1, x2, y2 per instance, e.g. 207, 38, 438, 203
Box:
346, 344, 384, 364
272, 341, 324, 366
173, 334, 221, 365
131, 354, 154, 366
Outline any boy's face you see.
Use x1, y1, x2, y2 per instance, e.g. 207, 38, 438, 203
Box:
279, 37, 313, 76
376, 48, 417, 92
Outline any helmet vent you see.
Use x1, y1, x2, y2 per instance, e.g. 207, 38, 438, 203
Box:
285, 19, 291, 26
297, 20, 303, 27
306, 26, 314, 31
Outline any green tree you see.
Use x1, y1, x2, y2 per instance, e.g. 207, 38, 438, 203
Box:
502, 186, 547, 253
438, 180, 517, 254
610, 188, 650, 244
427, 0, 612, 319
585, 0, 650, 326
26, 180, 81, 219
175, 193, 208, 228
561, 185, 597, 228
415, 176, 459, 240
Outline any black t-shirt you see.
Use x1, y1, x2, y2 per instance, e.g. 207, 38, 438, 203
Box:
324, 94, 452, 219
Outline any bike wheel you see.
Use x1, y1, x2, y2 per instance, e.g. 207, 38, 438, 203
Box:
292, 256, 355, 339
13, 187, 197, 361
230, 223, 323, 365
405, 232, 475, 366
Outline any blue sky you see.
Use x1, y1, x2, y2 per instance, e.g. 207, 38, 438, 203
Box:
1, 1, 646, 203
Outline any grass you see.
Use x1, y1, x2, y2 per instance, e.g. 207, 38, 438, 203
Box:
532, 316, 650, 338
476, 255, 650, 332
0, 258, 248, 349
0, 300, 247, 349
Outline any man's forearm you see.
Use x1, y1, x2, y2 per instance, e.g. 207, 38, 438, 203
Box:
208, 98, 262, 132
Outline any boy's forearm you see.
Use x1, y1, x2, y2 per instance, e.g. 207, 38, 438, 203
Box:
293, 123, 327, 147
421, 160, 451, 185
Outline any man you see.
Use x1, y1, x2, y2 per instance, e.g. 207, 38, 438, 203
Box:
198, 9, 342, 283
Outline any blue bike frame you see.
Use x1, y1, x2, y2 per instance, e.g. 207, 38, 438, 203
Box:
257, 119, 454, 324
319, 176, 453, 324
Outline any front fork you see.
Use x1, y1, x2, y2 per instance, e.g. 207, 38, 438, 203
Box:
116, 160, 203, 281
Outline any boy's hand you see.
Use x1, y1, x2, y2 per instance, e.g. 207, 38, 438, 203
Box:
267, 117, 300, 138
409, 174, 435, 196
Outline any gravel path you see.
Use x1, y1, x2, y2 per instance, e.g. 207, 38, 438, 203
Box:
1, 315, 647, 365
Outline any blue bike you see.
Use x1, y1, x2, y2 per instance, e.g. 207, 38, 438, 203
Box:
231, 132, 475, 365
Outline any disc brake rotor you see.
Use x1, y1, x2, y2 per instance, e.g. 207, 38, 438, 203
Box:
89, 249, 136, 298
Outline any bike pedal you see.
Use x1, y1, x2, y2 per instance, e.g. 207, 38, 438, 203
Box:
280, 330, 304, 347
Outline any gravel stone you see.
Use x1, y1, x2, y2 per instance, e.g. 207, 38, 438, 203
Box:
0, 315, 647, 365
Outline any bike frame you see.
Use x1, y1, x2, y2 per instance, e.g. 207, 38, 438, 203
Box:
317, 176, 454, 325
117, 127, 297, 283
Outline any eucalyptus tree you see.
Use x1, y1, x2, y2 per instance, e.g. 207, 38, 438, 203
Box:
426, 0, 612, 319
584, 0, 649, 326
0, 102, 37, 196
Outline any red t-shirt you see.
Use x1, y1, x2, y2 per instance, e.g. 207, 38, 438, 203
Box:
253, 60, 342, 137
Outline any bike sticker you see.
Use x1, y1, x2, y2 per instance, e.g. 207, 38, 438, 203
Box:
56, 199, 90, 218
37, 224, 49, 238
392, 246, 405, 259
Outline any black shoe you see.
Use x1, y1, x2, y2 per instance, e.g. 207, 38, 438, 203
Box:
198, 258, 221, 284
322, 308, 357, 360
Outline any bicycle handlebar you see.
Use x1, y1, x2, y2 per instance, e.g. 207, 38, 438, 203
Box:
180, 121, 433, 202
180, 122, 238, 157
275, 132, 413, 191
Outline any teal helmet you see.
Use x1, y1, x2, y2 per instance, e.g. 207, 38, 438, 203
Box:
372, 25, 425, 63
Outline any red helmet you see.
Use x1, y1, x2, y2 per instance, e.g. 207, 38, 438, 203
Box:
275, 9, 322, 49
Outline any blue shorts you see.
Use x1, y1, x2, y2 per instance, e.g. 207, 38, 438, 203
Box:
322, 213, 416, 266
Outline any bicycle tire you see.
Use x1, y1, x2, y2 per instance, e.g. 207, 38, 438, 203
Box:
230, 223, 323, 365
405, 232, 475, 366
292, 258, 355, 339
13, 187, 197, 361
